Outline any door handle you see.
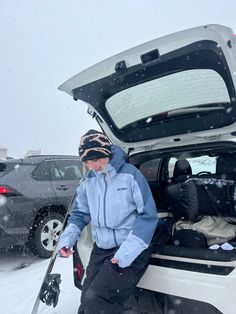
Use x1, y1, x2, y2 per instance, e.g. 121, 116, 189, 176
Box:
56, 185, 69, 191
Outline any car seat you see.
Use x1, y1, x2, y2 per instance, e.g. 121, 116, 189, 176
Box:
159, 159, 192, 214
216, 153, 236, 180
172, 159, 192, 183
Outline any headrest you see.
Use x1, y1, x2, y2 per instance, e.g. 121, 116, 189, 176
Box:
216, 154, 236, 179
173, 159, 192, 182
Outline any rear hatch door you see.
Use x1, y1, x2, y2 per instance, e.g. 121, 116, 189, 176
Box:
59, 24, 236, 151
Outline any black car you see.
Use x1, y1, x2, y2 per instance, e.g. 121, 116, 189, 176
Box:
0, 155, 82, 258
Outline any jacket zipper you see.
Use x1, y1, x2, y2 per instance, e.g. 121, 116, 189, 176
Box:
97, 195, 100, 226
113, 230, 118, 247
103, 174, 107, 227
103, 174, 117, 246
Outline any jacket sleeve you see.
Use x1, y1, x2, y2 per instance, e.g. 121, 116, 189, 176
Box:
114, 169, 158, 268
57, 180, 91, 252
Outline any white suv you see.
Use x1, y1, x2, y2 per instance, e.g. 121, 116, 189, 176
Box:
59, 25, 236, 314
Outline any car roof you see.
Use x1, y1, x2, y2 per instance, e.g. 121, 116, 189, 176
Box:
1, 155, 80, 165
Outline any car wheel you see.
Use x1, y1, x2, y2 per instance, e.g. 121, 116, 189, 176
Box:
31, 213, 64, 258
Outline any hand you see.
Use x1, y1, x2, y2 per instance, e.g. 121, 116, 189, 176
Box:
59, 246, 74, 258
110, 257, 119, 264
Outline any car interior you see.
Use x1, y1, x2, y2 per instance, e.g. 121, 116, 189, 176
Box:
129, 143, 236, 263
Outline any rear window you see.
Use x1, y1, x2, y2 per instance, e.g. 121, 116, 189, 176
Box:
105, 69, 230, 129
0, 162, 18, 177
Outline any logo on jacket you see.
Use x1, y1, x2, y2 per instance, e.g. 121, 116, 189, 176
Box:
117, 187, 128, 191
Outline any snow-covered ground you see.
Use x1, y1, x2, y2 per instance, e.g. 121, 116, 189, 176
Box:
0, 247, 81, 314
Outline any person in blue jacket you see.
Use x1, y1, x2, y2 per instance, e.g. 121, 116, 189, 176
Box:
58, 129, 158, 314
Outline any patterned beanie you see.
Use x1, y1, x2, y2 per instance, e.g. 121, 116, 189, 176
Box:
79, 129, 112, 162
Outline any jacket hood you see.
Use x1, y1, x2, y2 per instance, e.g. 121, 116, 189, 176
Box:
109, 145, 127, 170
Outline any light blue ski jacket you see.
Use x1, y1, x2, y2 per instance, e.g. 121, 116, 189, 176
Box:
58, 145, 158, 268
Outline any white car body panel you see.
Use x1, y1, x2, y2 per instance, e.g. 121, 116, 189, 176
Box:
139, 258, 236, 314
59, 24, 236, 94
78, 224, 236, 314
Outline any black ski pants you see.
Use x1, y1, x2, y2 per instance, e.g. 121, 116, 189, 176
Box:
78, 243, 152, 314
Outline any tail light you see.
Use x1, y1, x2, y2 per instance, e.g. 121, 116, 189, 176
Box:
0, 185, 22, 196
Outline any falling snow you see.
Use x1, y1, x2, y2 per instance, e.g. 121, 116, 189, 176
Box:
0, 195, 7, 206
0, 248, 80, 314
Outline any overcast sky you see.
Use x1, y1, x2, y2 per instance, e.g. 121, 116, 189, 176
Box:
1, 0, 236, 158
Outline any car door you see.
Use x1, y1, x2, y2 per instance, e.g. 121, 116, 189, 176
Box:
30, 160, 59, 210
49, 158, 82, 209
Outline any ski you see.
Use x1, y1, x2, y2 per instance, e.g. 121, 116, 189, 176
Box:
31, 192, 77, 314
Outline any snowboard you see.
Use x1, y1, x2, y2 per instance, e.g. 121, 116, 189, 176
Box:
31, 192, 77, 314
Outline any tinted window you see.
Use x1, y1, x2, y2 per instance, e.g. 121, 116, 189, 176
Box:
139, 158, 160, 181
51, 159, 82, 181
0, 163, 6, 172
32, 161, 51, 181
0, 162, 21, 177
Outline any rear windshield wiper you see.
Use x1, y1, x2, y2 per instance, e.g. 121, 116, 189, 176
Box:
167, 105, 226, 117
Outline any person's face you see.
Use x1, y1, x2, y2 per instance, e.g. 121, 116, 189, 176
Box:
84, 157, 110, 172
